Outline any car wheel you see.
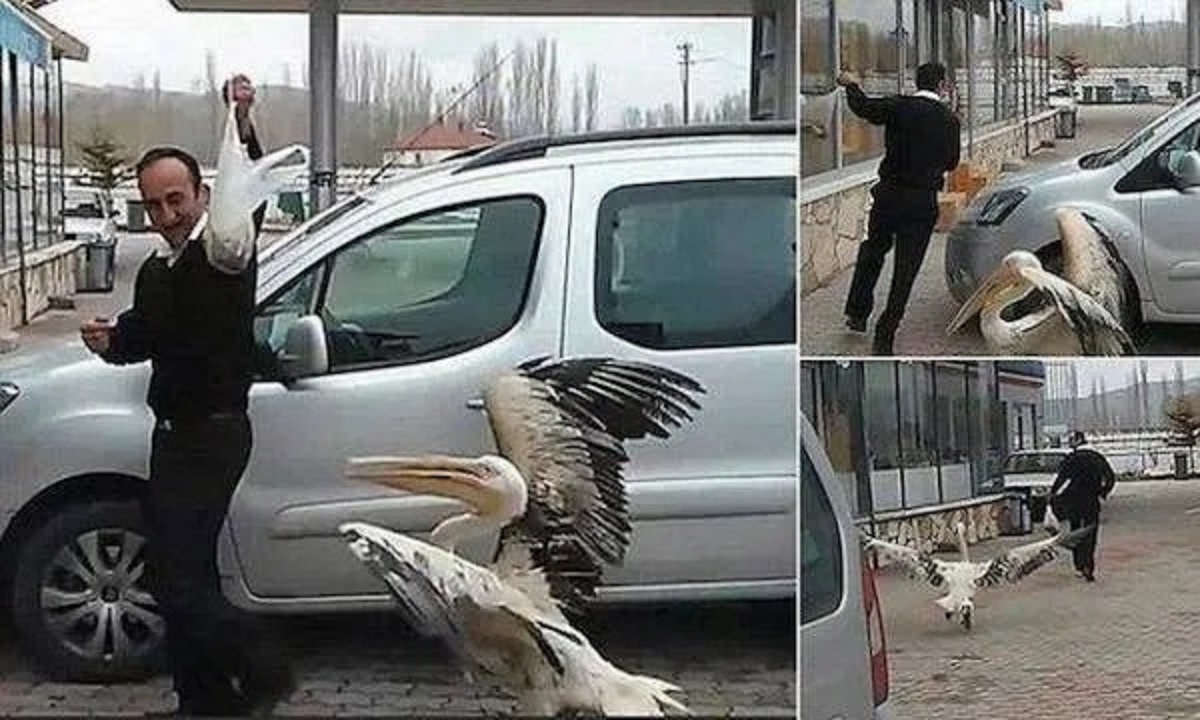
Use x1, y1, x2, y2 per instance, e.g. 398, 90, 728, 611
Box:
10, 499, 164, 682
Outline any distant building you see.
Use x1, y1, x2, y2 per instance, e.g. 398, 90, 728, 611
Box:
382, 120, 498, 168
801, 360, 1045, 519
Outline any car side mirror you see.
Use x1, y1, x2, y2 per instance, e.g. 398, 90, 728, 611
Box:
1174, 150, 1200, 189
278, 314, 329, 381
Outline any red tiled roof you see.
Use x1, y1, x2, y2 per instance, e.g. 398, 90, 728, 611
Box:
391, 122, 498, 151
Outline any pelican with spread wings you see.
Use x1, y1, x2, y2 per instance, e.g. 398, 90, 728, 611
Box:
947, 207, 1136, 355
862, 521, 1096, 630
339, 357, 705, 716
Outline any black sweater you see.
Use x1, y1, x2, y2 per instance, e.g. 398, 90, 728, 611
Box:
845, 83, 962, 192
103, 132, 264, 422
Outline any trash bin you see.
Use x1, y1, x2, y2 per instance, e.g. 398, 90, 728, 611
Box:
1001, 492, 1032, 535
1055, 107, 1077, 139
75, 239, 116, 293
1175, 451, 1190, 479
125, 200, 145, 232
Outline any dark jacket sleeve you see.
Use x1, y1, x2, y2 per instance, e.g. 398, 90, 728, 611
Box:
946, 113, 962, 171
844, 83, 897, 126
100, 258, 157, 365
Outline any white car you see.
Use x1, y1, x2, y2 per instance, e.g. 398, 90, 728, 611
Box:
63, 187, 119, 246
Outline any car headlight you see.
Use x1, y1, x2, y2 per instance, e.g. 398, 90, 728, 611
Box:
0, 382, 18, 413
976, 188, 1029, 226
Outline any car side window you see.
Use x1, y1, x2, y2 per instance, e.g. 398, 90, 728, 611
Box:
318, 196, 544, 370
593, 177, 795, 350
1156, 121, 1200, 176
801, 449, 844, 625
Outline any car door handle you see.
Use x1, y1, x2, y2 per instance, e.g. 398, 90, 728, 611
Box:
466, 397, 485, 411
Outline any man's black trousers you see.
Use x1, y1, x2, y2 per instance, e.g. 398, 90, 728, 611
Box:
844, 183, 940, 341
144, 413, 291, 716
1067, 508, 1100, 575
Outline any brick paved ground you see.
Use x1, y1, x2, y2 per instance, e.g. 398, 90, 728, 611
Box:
878, 480, 1200, 719
0, 600, 794, 716
800, 103, 1198, 358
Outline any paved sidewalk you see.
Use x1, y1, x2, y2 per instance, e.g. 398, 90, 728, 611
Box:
881, 480, 1200, 719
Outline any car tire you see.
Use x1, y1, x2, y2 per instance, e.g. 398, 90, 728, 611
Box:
10, 499, 164, 683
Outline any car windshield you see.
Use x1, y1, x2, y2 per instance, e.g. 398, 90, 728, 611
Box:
1003, 453, 1065, 474
63, 193, 105, 218
1098, 93, 1200, 166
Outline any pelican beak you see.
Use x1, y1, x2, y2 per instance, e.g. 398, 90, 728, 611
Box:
344, 455, 494, 513
946, 262, 1024, 335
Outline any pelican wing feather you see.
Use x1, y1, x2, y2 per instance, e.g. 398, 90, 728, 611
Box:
484, 358, 705, 612
973, 524, 1096, 587
1016, 265, 1135, 355
861, 534, 949, 591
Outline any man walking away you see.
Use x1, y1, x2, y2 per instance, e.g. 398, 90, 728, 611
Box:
838, 62, 963, 355
1050, 430, 1113, 582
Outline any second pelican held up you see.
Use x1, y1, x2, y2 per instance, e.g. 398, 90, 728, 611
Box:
947, 207, 1136, 355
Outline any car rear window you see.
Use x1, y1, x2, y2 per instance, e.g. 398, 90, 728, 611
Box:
801, 448, 843, 625
1003, 453, 1064, 474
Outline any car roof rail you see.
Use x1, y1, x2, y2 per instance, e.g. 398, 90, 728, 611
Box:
452, 120, 796, 174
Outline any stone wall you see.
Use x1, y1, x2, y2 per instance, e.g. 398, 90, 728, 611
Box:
0, 241, 82, 333
855, 495, 1010, 564
800, 110, 1059, 297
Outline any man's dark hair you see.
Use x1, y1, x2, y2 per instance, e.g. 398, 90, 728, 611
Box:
916, 62, 947, 92
136, 146, 203, 191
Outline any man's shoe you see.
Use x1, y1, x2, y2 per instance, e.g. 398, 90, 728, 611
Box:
1082, 570, 1096, 582
845, 316, 868, 334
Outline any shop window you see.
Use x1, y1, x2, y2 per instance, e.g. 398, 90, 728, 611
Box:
801, 0, 836, 177
839, 0, 901, 166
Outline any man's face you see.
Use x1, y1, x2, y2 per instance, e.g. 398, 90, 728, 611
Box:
138, 157, 206, 249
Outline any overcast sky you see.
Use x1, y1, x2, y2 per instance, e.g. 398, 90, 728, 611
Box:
1055, 0, 1183, 25
1047, 360, 1198, 397
39, 0, 751, 127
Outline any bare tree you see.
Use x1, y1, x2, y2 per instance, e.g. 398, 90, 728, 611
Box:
570, 73, 582, 133
1165, 394, 1200, 445
470, 42, 506, 133
584, 64, 599, 131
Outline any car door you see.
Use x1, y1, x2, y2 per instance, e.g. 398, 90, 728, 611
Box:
225, 166, 569, 600
561, 148, 796, 595
1134, 114, 1200, 314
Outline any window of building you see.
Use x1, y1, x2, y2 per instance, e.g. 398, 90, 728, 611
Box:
865, 363, 901, 474
943, 1, 969, 121
800, 1, 836, 176
801, 450, 844, 625
970, 0, 996, 127
316, 196, 543, 371
839, 0, 901, 165
594, 178, 795, 350
819, 361, 864, 514
936, 362, 972, 502
899, 362, 939, 506
901, 0, 920, 92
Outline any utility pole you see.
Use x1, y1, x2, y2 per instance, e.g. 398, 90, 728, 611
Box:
677, 40, 694, 125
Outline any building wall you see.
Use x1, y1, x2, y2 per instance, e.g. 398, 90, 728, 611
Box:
0, 241, 79, 332
856, 497, 1008, 560
799, 109, 1058, 296
801, 360, 1045, 520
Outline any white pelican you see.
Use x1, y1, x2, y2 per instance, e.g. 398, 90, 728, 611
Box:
339, 357, 705, 716
862, 521, 1096, 630
947, 207, 1135, 355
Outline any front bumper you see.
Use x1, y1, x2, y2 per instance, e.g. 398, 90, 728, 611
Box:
944, 221, 1014, 304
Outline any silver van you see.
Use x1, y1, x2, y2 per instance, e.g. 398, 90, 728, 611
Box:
0, 124, 797, 681
800, 413, 896, 720
945, 93, 1200, 327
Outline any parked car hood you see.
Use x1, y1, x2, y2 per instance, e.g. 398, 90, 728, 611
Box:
0, 338, 139, 389
65, 217, 109, 238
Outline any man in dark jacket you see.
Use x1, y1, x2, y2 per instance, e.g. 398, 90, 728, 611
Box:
1050, 431, 1114, 582
838, 62, 963, 355
79, 74, 292, 716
